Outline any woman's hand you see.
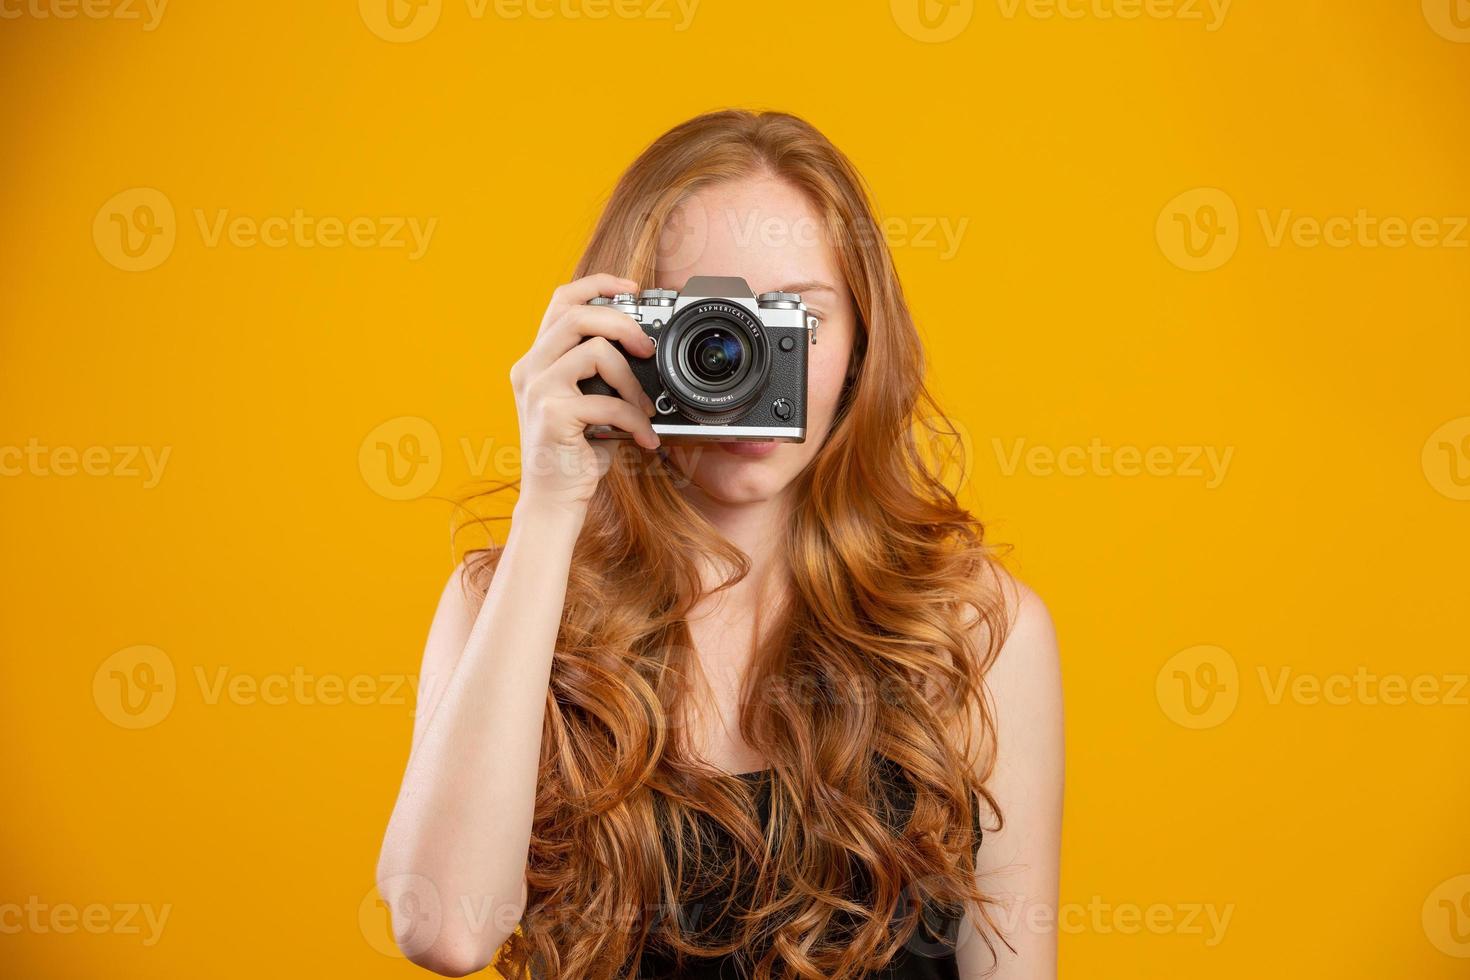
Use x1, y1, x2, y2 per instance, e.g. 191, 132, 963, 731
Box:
508, 273, 661, 516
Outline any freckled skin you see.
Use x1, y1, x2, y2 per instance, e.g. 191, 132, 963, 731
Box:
656, 177, 857, 508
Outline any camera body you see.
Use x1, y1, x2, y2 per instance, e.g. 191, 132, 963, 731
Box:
578, 276, 820, 442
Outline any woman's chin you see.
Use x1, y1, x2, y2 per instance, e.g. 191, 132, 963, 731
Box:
671, 442, 793, 505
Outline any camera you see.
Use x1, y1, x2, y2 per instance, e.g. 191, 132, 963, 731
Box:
577, 276, 820, 442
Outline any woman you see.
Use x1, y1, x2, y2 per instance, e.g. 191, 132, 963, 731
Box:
376, 109, 1063, 979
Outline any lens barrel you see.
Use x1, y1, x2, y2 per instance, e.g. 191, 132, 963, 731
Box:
656, 299, 770, 423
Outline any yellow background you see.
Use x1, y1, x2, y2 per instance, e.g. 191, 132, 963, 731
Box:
2, 0, 1467, 976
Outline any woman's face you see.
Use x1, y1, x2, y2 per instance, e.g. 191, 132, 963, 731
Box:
654, 176, 857, 508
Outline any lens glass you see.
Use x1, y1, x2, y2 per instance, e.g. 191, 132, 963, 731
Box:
686, 325, 745, 385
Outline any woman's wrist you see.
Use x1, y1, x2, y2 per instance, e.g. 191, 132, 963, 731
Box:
509, 496, 589, 543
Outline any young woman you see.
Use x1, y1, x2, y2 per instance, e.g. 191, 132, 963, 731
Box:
376, 109, 1063, 980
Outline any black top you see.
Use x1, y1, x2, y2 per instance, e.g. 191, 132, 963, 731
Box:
636, 760, 982, 979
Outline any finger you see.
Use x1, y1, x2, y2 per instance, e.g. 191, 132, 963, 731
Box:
525, 305, 656, 374
546, 338, 655, 415
545, 273, 640, 317
567, 394, 661, 450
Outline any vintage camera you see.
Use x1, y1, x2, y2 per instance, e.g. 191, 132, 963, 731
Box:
578, 276, 820, 442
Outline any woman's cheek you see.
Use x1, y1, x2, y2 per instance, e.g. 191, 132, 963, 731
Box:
805, 331, 854, 434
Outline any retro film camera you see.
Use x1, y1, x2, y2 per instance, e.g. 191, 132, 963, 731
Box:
578, 276, 820, 442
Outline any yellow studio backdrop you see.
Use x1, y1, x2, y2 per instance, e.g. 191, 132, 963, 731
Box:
1, 0, 1467, 977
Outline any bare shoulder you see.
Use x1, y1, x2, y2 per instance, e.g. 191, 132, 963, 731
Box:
995, 570, 1059, 671
978, 566, 1063, 729
961, 571, 1064, 973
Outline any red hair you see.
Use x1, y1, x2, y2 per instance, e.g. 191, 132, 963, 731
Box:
463, 108, 1011, 979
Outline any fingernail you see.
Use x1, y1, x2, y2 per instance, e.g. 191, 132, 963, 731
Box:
642, 396, 657, 415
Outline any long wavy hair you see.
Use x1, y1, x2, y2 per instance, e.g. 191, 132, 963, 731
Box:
461, 109, 1013, 980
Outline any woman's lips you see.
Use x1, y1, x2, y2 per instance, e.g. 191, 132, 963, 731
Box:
716, 440, 779, 458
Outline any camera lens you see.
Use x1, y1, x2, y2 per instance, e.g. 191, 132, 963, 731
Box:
657, 300, 771, 424
688, 327, 745, 384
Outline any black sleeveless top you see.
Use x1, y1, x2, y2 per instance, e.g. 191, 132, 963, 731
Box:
636, 760, 983, 979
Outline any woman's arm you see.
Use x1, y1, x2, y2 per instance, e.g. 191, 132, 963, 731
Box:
375, 274, 660, 976
957, 578, 1065, 979
375, 504, 584, 976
